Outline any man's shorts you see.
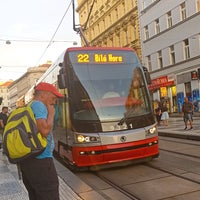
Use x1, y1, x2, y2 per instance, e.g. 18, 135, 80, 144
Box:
184, 113, 192, 122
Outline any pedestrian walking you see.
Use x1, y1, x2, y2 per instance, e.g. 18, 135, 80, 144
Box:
161, 102, 169, 126
182, 97, 193, 130
0, 106, 8, 149
155, 103, 162, 126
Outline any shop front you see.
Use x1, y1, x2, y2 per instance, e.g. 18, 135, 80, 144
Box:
148, 75, 175, 113
176, 71, 200, 113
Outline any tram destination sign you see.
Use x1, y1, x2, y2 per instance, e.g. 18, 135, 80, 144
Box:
76, 53, 123, 63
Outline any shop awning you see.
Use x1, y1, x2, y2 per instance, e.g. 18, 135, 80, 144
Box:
148, 75, 175, 91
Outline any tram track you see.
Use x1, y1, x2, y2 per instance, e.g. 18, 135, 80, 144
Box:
75, 159, 200, 200
56, 135, 200, 200
75, 136, 200, 199
159, 148, 200, 159
94, 171, 141, 200
146, 136, 200, 184
145, 161, 200, 185
159, 136, 200, 159
159, 136, 200, 146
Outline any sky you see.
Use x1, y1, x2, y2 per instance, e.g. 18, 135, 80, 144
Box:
0, 0, 81, 82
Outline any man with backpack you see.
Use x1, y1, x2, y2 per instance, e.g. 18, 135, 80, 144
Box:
182, 97, 194, 130
19, 82, 63, 200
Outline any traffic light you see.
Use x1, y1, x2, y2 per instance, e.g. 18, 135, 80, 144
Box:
0, 97, 3, 105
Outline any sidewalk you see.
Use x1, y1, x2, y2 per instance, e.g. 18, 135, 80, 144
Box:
0, 149, 107, 200
0, 151, 82, 200
1, 117, 199, 200
158, 116, 200, 140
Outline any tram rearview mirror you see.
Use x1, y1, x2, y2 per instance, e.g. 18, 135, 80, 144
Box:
143, 66, 152, 85
58, 74, 67, 89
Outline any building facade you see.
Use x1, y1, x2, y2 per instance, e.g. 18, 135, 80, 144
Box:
138, 0, 200, 112
0, 81, 13, 111
76, 0, 142, 59
8, 64, 50, 111
76, 0, 200, 113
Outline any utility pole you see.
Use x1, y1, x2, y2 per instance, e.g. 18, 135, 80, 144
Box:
72, 0, 90, 46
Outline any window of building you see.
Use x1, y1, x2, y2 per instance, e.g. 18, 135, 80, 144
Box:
125, 30, 129, 45
103, 19, 106, 29
157, 50, 163, 68
108, 14, 112, 24
115, 8, 118, 19
132, 0, 136, 8
144, 25, 149, 40
183, 39, 190, 59
198, 34, 200, 48
167, 11, 172, 28
103, 39, 107, 46
97, 23, 100, 33
116, 33, 121, 47
170, 45, 175, 64
185, 82, 192, 97
131, 25, 136, 41
180, 2, 186, 21
110, 38, 114, 47
197, 0, 200, 12
108, 32, 113, 47
147, 56, 152, 71
155, 19, 160, 34
92, 28, 95, 39
142, 0, 156, 9
122, 2, 125, 14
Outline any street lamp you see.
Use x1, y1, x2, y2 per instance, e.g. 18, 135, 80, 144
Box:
73, 41, 78, 45
6, 40, 11, 45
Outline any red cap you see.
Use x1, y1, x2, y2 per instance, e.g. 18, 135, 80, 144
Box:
34, 82, 64, 98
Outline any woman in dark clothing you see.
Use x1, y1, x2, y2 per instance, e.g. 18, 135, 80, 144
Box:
155, 106, 162, 125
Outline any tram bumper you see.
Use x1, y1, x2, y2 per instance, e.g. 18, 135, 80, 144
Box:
72, 136, 159, 168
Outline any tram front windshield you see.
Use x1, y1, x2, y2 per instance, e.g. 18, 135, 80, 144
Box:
68, 51, 153, 132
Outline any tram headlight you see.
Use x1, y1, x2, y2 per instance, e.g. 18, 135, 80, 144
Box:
77, 135, 85, 143
75, 134, 100, 143
146, 126, 157, 135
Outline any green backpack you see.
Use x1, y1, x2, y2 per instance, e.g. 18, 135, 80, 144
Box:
3, 103, 47, 164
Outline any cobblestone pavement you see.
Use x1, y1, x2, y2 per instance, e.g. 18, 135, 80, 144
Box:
0, 151, 82, 200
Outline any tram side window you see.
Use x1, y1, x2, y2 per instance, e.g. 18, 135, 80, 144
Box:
72, 82, 87, 112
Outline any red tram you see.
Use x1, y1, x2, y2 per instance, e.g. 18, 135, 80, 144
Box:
25, 47, 159, 170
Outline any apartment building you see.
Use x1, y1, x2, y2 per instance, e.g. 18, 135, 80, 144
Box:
0, 81, 13, 111
8, 64, 50, 111
138, 0, 200, 112
76, 0, 142, 59
76, 0, 200, 113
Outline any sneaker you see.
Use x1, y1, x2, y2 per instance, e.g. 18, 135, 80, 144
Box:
189, 127, 193, 130
184, 127, 187, 130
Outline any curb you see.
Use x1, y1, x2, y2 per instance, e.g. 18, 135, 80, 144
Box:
158, 132, 200, 141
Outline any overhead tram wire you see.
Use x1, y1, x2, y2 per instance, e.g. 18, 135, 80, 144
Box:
72, 0, 94, 46
82, 0, 96, 31
35, 0, 72, 66
0, 39, 77, 43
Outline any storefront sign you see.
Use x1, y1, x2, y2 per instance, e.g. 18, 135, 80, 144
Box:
148, 75, 174, 90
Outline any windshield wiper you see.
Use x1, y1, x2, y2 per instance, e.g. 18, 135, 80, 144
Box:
118, 108, 135, 126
